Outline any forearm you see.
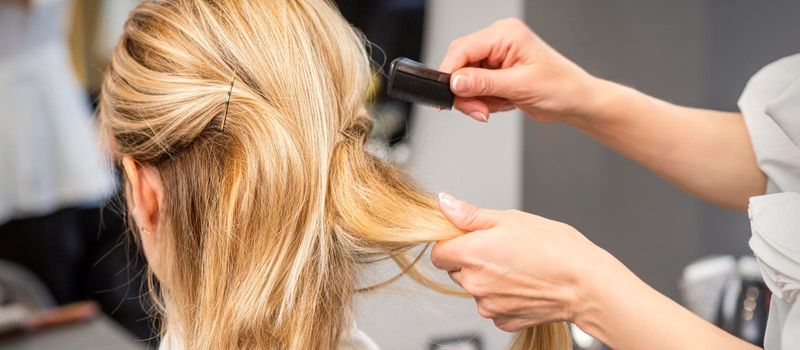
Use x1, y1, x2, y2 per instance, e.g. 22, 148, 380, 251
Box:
567, 78, 765, 212
574, 251, 759, 350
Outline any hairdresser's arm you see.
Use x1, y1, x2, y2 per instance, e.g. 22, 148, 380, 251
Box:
431, 194, 760, 350
439, 19, 765, 212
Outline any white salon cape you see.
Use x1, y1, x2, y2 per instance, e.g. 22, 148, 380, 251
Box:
740, 53, 800, 349
0, 0, 114, 225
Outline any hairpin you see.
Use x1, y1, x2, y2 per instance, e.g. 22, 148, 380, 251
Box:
221, 75, 235, 132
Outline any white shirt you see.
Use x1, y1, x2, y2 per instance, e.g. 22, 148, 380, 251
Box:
739, 53, 800, 350
0, 0, 115, 224
158, 323, 380, 350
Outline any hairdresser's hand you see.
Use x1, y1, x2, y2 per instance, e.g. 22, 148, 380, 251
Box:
431, 193, 618, 332
432, 193, 762, 350
440, 18, 599, 123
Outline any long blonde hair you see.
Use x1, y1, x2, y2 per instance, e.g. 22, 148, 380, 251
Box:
98, 0, 569, 348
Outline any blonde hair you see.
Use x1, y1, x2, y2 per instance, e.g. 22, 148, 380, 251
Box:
98, 0, 569, 349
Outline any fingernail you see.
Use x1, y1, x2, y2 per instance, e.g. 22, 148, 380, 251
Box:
451, 75, 472, 93
468, 111, 489, 122
439, 192, 463, 212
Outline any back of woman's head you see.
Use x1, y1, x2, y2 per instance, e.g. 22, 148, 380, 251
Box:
99, 0, 569, 348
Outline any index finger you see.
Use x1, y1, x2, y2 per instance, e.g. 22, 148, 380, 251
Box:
438, 24, 501, 73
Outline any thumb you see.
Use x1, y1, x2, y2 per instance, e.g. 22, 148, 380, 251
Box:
450, 67, 516, 99
438, 193, 499, 232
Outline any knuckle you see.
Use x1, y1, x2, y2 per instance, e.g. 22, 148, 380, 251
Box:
493, 319, 514, 332
493, 18, 512, 27
472, 287, 489, 298
448, 38, 464, 52
447, 270, 461, 284
460, 278, 476, 294
497, 18, 524, 29
461, 207, 482, 229
499, 19, 535, 44
465, 282, 489, 298
478, 298, 502, 316
461, 278, 480, 296
476, 305, 495, 319
476, 74, 494, 95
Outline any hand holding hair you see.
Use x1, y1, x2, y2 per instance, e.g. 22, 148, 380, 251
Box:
433, 194, 762, 350
432, 193, 604, 332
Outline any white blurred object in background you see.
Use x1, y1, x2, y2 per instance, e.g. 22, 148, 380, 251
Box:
0, 0, 113, 224
680, 255, 737, 322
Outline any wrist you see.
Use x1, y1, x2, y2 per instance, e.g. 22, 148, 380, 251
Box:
563, 77, 636, 130
569, 247, 645, 346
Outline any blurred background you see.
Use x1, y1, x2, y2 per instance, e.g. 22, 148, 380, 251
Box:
1, 0, 799, 349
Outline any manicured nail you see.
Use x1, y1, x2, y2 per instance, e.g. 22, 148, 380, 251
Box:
439, 192, 463, 212
468, 111, 488, 122
451, 75, 472, 93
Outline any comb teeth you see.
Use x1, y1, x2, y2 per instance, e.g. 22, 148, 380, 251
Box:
389, 90, 451, 109
387, 59, 455, 109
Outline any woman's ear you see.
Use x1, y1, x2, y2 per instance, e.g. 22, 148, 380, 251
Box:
121, 156, 164, 234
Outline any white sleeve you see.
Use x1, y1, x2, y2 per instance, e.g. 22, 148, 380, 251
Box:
748, 193, 800, 350
738, 54, 800, 194
741, 53, 800, 350
158, 333, 180, 350
339, 323, 381, 350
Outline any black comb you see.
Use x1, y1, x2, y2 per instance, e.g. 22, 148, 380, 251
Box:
387, 57, 455, 109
